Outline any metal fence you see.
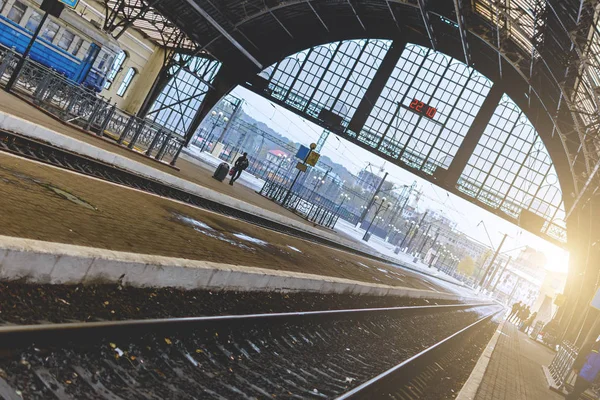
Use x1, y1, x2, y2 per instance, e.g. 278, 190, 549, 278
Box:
0, 48, 185, 166
548, 342, 578, 390
259, 179, 342, 228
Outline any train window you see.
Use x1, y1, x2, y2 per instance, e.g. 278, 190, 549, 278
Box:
96, 52, 110, 71
57, 30, 74, 50
7, 1, 27, 24
41, 20, 60, 42
116, 67, 136, 97
71, 37, 83, 56
104, 51, 127, 90
24, 10, 41, 32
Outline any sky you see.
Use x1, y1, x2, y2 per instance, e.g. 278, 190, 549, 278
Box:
231, 86, 570, 274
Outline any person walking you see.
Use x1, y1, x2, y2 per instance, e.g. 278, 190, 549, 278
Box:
229, 153, 249, 186
516, 306, 530, 327
566, 339, 600, 399
519, 311, 537, 334
508, 301, 522, 322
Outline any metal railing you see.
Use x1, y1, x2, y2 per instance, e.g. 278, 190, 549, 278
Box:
0, 48, 185, 166
259, 179, 342, 228
548, 341, 578, 389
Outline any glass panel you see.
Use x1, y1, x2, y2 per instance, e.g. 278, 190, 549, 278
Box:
147, 55, 222, 134
40, 20, 60, 42
458, 94, 566, 241
116, 67, 136, 97
57, 30, 74, 50
24, 10, 41, 32
104, 51, 127, 90
71, 37, 83, 56
7, 1, 27, 24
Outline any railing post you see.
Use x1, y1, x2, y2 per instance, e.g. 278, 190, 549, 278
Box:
155, 132, 172, 160
33, 69, 52, 104
145, 129, 163, 156
98, 103, 116, 136
170, 141, 185, 166
0, 50, 15, 82
85, 97, 104, 131
127, 120, 146, 149
118, 116, 136, 144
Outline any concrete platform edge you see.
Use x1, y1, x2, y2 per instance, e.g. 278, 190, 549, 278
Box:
0, 234, 479, 301
0, 111, 371, 253
456, 320, 506, 400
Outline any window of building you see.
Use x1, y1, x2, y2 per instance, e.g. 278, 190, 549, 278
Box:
7, 1, 27, 24
116, 67, 136, 96
57, 30, 74, 50
40, 20, 59, 42
0, 0, 5, 14
70, 37, 83, 56
24, 10, 41, 31
104, 51, 127, 89
96, 52, 110, 72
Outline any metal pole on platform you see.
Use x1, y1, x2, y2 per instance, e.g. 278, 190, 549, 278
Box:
478, 233, 508, 289
357, 172, 388, 226
5, 12, 49, 92
282, 143, 316, 207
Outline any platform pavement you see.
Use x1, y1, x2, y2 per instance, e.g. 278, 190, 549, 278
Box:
0, 90, 386, 258
458, 321, 563, 400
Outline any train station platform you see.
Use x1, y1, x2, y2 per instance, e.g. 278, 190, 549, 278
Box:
0, 90, 334, 235
458, 321, 563, 400
0, 148, 477, 302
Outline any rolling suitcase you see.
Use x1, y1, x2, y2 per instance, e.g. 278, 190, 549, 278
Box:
213, 162, 230, 182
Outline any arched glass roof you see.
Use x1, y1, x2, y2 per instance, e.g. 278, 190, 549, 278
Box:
261, 41, 566, 242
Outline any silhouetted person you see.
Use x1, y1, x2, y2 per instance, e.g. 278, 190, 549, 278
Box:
229, 153, 249, 186
508, 301, 522, 321
520, 311, 537, 334
516, 306, 530, 327
567, 339, 600, 399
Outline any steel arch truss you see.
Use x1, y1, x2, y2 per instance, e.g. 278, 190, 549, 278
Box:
245, 40, 566, 244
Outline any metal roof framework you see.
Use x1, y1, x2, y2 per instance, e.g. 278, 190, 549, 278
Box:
103, 0, 600, 216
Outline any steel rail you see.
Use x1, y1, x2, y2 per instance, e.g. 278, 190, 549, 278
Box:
0, 303, 494, 349
336, 307, 503, 399
0, 129, 467, 288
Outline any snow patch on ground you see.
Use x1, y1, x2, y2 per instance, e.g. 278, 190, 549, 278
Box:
234, 233, 269, 246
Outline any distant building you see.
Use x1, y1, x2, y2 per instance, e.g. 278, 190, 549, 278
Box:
265, 149, 290, 164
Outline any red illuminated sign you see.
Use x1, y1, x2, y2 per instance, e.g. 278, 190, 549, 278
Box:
409, 99, 437, 119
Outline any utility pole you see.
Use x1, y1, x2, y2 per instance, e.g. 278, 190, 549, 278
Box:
406, 210, 429, 251
357, 172, 388, 226
491, 256, 512, 292
478, 233, 508, 289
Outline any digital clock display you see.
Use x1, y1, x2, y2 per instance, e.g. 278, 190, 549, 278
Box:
409, 99, 437, 119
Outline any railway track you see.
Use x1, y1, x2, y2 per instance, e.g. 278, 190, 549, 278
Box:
0, 129, 462, 288
0, 303, 502, 399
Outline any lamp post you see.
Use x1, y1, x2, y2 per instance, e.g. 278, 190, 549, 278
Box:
362, 196, 392, 242
199, 111, 228, 152
417, 233, 433, 258
272, 154, 288, 183
329, 193, 350, 226
399, 221, 417, 249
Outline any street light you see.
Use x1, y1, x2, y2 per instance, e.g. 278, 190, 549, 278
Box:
199, 111, 228, 152
330, 193, 351, 226
362, 196, 392, 242
272, 154, 288, 183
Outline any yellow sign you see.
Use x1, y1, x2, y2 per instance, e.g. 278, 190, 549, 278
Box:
306, 151, 320, 166
295, 162, 307, 172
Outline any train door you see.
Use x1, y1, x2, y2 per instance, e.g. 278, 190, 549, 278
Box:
73, 42, 99, 84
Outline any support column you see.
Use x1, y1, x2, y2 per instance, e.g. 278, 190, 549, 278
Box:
440, 84, 504, 186
184, 65, 240, 146
558, 197, 600, 343
347, 39, 407, 134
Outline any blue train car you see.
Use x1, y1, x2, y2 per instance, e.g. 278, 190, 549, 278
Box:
0, 0, 120, 91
